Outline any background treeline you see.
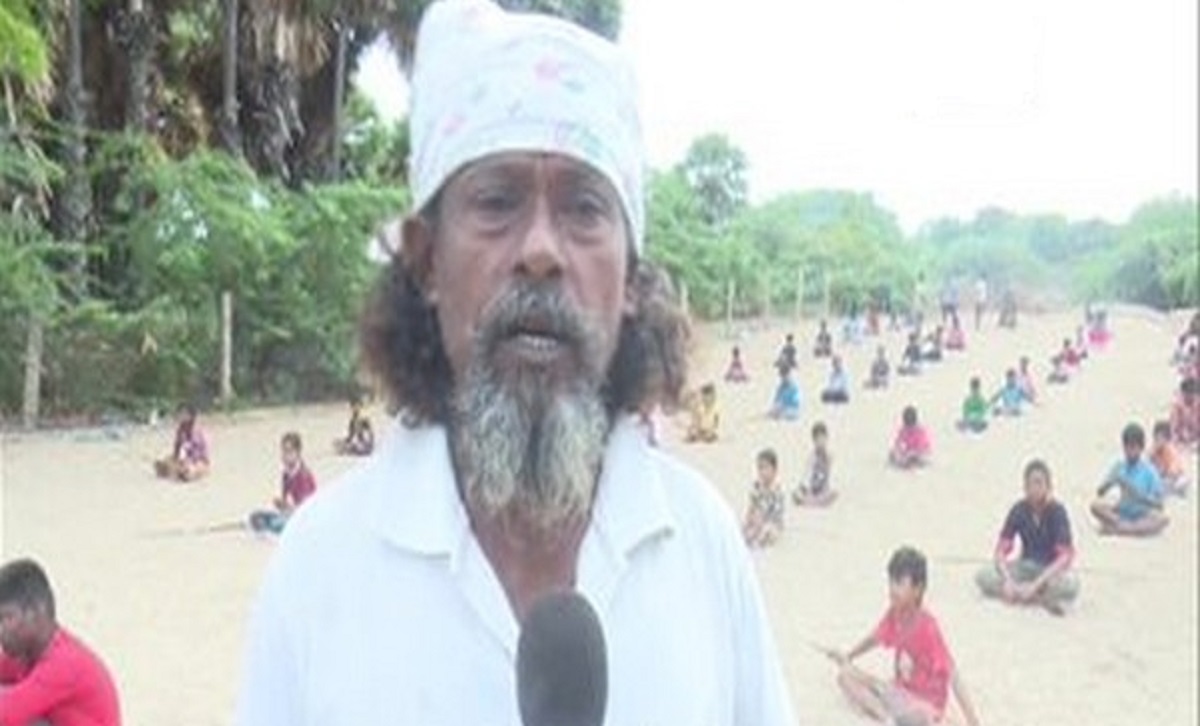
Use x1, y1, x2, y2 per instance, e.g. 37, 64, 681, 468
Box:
648, 133, 1198, 320
1, 1, 1195, 424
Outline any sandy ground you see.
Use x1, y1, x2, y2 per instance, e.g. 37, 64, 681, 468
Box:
1, 309, 1196, 726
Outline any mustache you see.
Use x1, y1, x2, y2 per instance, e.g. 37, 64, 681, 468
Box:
477, 283, 590, 356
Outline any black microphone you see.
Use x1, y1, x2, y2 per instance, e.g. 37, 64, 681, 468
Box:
516, 591, 608, 726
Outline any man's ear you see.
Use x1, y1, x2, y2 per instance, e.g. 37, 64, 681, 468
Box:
402, 215, 438, 305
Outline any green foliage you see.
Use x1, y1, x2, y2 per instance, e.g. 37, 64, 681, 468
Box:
1079, 196, 1199, 308
0, 0, 49, 83
88, 147, 406, 408
341, 90, 409, 185
678, 133, 749, 228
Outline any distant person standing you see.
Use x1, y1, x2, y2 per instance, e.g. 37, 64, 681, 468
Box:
973, 275, 988, 331
998, 289, 1018, 329
0, 559, 122, 725
939, 279, 959, 326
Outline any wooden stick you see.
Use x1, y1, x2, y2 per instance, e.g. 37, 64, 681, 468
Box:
144, 520, 247, 539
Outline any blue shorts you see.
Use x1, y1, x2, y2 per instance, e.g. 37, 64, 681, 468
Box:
249, 510, 288, 534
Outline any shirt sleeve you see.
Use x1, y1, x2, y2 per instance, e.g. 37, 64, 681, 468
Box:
1053, 503, 1074, 550
0, 657, 71, 726
999, 503, 1021, 542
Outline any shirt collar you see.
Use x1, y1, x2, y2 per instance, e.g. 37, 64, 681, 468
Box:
368, 415, 676, 561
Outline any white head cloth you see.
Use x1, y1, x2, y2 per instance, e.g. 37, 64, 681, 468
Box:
408, 0, 646, 252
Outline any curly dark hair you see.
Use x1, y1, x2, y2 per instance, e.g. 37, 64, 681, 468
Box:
358, 235, 691, 426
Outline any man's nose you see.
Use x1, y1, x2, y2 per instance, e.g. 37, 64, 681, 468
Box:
516, 197, 565, 280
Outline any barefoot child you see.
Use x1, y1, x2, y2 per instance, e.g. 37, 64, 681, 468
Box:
814, 320, 833, 358
1150, 420, 1191, 497
897, 333, 922, 377
1090, 423, 1169, 536
1016, 356, 1037, 404
154, 403, 210, 482
769, 368, 803, 421
921, 326, 944, 362
976, 459, 1079, 615
1047, 352, 1070, 385
889, 406, 932, 469
821, 355, 851, 404
945, 314, 966, 351
1059, 337, 1085, 370
776, 334, 799, 375
742, 449, 784, 548
685, 383, 721, 442
957, 377, 989, 433
866, 346, 890, 389
724, 345, 749, 383
794, 422, 838, 507
833, 546, 982, 726
1171, 378, 1200, 448
990, 369, 1030, 417
248, 432, 317, 536
333, 397, 375, 456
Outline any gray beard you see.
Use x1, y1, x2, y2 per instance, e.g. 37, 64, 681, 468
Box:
453, 363, 609, 533
450, 284, 612, 534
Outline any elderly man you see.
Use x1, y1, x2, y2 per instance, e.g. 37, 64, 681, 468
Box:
234, 1, 796, 724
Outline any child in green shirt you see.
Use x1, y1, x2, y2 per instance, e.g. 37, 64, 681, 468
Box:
958, 377, 989, 433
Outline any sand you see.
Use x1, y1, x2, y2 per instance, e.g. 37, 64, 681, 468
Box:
1, 309, 1195, 726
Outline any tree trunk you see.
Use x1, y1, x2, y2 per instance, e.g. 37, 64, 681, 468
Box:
60, 0, 93, 299
220, 291, 235, 403
219, 0, 242, 155
328, 18, 349, 182
22, 316, 44, 430
123, 0, 152, 132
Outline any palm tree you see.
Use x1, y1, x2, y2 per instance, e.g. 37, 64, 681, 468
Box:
119, 0, 153, 132
0, 0, 58, 428
220, 0, 242, 155
58, 0, 92, 298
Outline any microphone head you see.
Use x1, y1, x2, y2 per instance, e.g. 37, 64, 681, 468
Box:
516, 591, 608, 726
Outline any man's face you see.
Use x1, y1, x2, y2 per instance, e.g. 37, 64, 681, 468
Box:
1024, 468, 1051, 508
417, 152, 630, 385
409, 152, 631, 531
0, 602, 37, 658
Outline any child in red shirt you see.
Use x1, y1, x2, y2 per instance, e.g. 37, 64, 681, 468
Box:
833, 547, 981, 726
248, 432, 317, 536
0, 559, 121, 726
889, 406, 932, 469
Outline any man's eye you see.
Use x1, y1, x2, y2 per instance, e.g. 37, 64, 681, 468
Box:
473, 190, 520, 214
564, 193, 610, 224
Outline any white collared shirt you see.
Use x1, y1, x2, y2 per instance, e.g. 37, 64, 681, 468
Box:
235, 417, 796, 726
